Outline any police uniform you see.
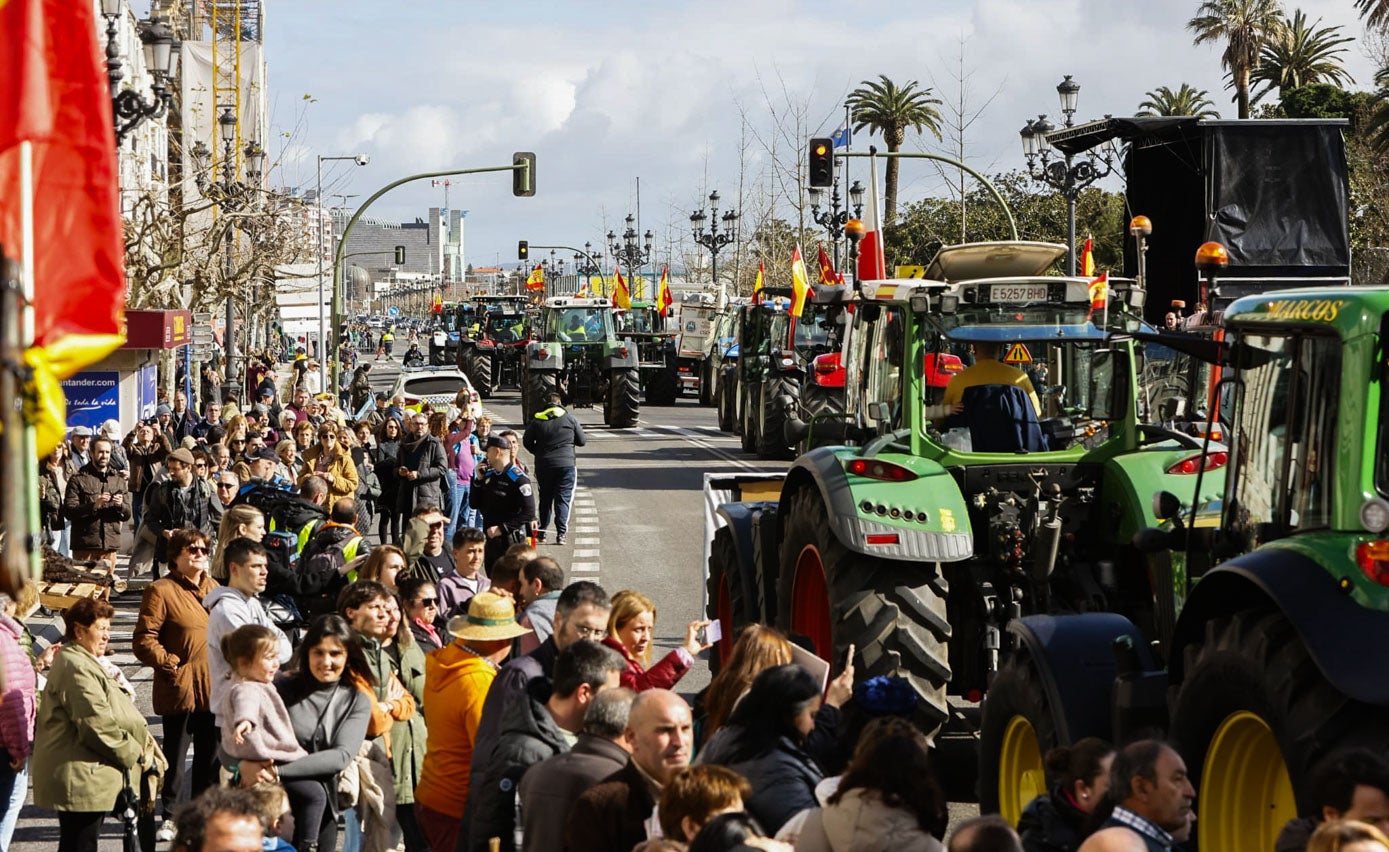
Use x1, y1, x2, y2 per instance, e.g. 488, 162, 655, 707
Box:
470, 452, 537, 568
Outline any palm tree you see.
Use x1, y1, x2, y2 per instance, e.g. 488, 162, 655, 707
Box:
845, 75, 943, 225
1356, 0, 1389, 28
1137, 84, 1222, 117
1251, 10, 1354, 104
1187, 0, 1288, 119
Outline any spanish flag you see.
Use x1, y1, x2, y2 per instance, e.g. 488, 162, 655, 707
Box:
525, 264, 545, 291
1087, 271, 1109, 317
655, 267, 672, 313
612, 268, 632, 310
1079, 237, 1095, 278
790, 245, 813, 318
0, 0, 127, 455
752, 263, 765, 304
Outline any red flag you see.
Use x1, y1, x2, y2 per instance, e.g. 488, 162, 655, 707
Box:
816, 243, 841, 286
0, 0, 126, 379
857, 231, 887, 282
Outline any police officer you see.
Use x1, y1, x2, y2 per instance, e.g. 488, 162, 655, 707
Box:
469, 433, 536, 569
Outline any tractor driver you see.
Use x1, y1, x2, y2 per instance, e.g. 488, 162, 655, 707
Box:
558, 312, 589, 342
941, 341, 1041, 416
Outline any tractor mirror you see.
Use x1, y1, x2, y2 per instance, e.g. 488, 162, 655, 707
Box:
859, 303, 881, 322
1088, 348, 1123, 421
1152, 490, 1182, 521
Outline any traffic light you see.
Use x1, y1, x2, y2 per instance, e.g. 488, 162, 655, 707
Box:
512, 151, 536, 197
808, 137, 834, 187
518, 240, 529, 261
394, 245, 406, 264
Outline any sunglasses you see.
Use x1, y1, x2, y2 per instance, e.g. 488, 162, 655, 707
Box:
217, 483, 237, 490
417, 597, 438, 607
231, 439, 246, 445
184, 546, 209, 555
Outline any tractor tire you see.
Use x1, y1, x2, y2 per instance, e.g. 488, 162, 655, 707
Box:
978, 650, 1062, 824
525, 371, 556, 420
740, 384, 758, 454
756, 376, 799, 460
777, 485, 952, 735
705, 526, 755, 676
1168, 609, 1389, 852
430, 346, 447, 366
699, 359, 715, 407
646, 367, 678, 406
717, 368, 736, 432
465, 349, 494, 398
608, 369, 640, 428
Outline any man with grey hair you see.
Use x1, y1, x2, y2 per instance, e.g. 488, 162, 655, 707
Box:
518, 687, 635, 851
949, 815, 1023, 852
1079, 740, 1194, 852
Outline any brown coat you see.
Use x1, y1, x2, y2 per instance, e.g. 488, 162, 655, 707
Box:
63, 463, 130, 552
300, 444, 360, 503
562, 760, 655, 852
133, 569, 217, 715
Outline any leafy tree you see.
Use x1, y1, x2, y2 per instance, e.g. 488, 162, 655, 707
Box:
846, 75, 943, 226
1251, 9, 1354, 104
1279, 83, 1370, 121
1137, 84, 1222, 117
1188, 0, 1288, 118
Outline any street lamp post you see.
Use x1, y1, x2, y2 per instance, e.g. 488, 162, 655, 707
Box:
317, 153, 369, 368
689, 190, 738, 296
190, 106, 265, 405
100, 1, 178, 145
574, 242, 600, 288
807, 180, 864, 268
608, 214, 653, 299
1019, 75, 1116, 275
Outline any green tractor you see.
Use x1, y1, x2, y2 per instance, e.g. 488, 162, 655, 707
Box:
617, 301, 680, 406
704, 240, 1226, 777
522, 296, 641, 427
976, 284, 1389, 851
459, 307, 530, 398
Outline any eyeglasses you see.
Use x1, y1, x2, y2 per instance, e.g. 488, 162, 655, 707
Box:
217, 483, 237, 490
416, 597, 438, 607
572, 626, 606, 639
195, 462, 208, 469
184, 546, 209, 555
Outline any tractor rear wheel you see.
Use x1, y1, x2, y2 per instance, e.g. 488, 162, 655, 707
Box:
717, 367, 737, 432
525, 371, 556, 420
756, 376, 799, 459
465, 349, 494, 398
699, 359, 715, 406
705, 526, 755, 675
740, 384, 758, 453
1169, 609, 1389, 852
978, 650, 1061, 824
609, 369, 640, 428
777, 485, 952, 735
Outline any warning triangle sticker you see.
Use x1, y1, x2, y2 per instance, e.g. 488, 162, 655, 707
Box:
1004, 343, 1032, 364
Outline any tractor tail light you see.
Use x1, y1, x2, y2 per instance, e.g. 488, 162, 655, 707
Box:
537, 349, 549, 360
865, 533, 900, 546
845, 458, 918, 482
618, 346, 629, 357
1166, 451, 1228, 475
1357, 541, 1389, 586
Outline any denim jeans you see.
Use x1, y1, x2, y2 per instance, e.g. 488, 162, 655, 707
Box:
0, 755, 27, 849
443, 470, 460, 543
536, 465, 577, 537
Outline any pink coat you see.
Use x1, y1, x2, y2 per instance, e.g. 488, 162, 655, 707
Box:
0, 615, 36, 760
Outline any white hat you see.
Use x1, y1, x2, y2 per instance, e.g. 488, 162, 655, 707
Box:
100, 419, 121, 438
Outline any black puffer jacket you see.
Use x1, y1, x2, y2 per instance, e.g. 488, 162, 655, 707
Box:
467, 678, 571, 852
522, 405, 587, 469
698, 728, 823, 836
1018, 788, 1094, 852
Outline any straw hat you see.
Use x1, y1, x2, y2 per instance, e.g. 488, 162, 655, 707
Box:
448, 591, 532, 642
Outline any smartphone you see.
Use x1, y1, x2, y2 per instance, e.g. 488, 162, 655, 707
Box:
697, 620, 723, 646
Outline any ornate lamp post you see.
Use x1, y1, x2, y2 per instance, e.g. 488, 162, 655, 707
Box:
807, 179, 863, 267
101, 1, 178, 145
574, 242, 601, 288
190, 106, 265, 404
689, 190, 739, 293
608, 214, 653, 299
1019, 75, 1116, 275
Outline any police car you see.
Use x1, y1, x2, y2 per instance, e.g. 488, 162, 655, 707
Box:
390, 366, 484, 420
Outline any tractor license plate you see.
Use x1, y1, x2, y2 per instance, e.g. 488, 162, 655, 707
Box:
990, 284, 1049, 302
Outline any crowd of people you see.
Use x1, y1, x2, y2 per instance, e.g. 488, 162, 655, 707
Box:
13, 350, 1389, 852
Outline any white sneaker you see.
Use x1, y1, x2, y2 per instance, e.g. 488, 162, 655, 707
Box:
156, 820, 176, 842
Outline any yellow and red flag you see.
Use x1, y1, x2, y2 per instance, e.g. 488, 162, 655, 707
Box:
816, 243, 841, 286
752, 263, 765, 304
1, 0, 127, 453
611, 268, 632, 310
655, 267, 673, 313
1087, 271, 1109, 316
790, 245, 813, 317
525, 264, 545, 291
1079, 237, 1095, 278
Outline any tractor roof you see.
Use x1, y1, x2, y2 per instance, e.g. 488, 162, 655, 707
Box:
924, 241, 1066, 282
543, 296, 611, 309
1224, 286, 1389, 337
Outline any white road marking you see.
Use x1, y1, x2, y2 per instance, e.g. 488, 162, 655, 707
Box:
573, 549, 600, 559
571, 563, 601, 573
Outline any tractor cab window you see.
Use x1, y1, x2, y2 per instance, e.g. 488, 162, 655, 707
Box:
552, 308, 609, 342
1225, 330, 1340, 547
618, 308, 656, 334
793, 308, 834, 352
488, 313, 525, 343
438, 312, 459, 333
860, 307, 905, 429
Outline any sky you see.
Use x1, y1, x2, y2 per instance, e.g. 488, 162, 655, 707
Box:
245, 0, 1380, 272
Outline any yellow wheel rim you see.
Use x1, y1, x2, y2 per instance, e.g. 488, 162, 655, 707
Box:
999, 715, 1047, 826
1199, 711, 1297, 852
